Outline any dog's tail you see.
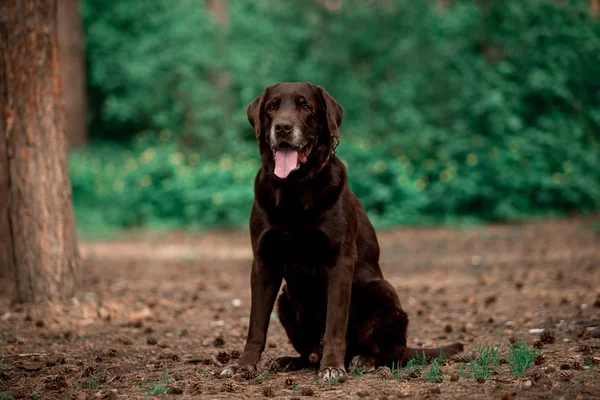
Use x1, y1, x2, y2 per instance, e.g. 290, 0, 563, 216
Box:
400, 342, 464, 366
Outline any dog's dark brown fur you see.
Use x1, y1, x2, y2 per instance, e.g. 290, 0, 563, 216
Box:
221, 82, 463, 381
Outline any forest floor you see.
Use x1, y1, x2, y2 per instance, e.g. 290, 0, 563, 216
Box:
1, 217, 600, 399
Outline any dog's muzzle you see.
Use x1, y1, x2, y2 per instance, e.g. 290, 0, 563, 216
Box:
269, 121, 310, 179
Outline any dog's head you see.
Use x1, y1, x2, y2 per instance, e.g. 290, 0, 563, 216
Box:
246, 82, 344, 180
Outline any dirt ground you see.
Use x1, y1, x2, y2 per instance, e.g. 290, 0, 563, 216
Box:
1, 217, 600, 399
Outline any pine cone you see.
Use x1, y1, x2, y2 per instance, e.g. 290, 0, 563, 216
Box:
240, 369, 259, 380
262, 386, 275, 397
405, 368, 421, 379
221, 381, 236, 392
558, 370, 571, 381
285, 377, 296, 387
526, 369, 544, 382
216, 351, 231, 365
540, 330, 555, 344
378, 366, 393, 379
534, 355, 545, 365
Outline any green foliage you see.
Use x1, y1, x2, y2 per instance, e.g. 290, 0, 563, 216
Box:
467, 343, 501, 380
70, 134, 256, 231
427, 358, 445, 383
140, 362, 170, 397
82, 0, 223, 146
85, 371, 105, 391
0, 393, 14, 400
76, 0, 600, 231
585, 357, 597, 382
458, 364, 468, 380
390, 361, 402, 380
141, 383, 168, 397
258, 371, 271, 382
388, 351, 443, 382
75, 369, 106, 391
452, 340, 538, 381
506, 339, 540, 377
405, 350, 429, 368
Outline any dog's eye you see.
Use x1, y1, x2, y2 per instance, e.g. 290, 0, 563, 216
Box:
266, 104, 276, 113
301, 104, 311, 113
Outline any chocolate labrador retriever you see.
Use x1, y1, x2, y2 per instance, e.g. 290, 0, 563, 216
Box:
221, 82, 463, 382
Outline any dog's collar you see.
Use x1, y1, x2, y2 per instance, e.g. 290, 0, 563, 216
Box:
314, 136, 339, 175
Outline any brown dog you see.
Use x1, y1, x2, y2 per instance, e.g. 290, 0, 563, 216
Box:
221, 82, 463, 381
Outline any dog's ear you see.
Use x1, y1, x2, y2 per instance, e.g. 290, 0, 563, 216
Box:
246, 93, 265, 140
247, 83, 280, 140
315, 85, 344, 138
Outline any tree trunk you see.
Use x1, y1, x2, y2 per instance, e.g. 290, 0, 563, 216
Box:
206, 0, 228, 26
0, 0, 81, 303
591, 0, 600, 18
0, 77, 11, 281
437, 0, 452, 10
57, 0, 88, 148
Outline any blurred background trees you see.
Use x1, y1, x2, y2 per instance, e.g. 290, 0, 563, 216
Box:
65, 0, 600, 234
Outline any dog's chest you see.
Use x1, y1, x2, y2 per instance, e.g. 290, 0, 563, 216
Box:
282, 263, 328, 301
257, 227, 338, 268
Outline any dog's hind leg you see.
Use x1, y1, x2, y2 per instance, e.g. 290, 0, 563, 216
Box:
272, 286, 325, 372
347, 279, 463, 372
345, 279, 409, 372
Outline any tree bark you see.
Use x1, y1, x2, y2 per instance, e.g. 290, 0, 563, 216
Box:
206, 0, 229, 26
437, 0, 452, 10
591, 0, 600, 18
0, 0, 81, 303
0, 64, 11, 281
57, 0, 88, 148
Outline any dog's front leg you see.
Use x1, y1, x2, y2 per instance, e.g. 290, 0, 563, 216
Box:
221, 258, 282, 377
317, 252, 355, 382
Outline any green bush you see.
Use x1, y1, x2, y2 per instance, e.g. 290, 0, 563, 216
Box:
75, 0, 600, 232
70, 133, 257, 231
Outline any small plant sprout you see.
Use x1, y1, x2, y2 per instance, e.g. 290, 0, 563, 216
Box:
468, 343, 501, 380
162, 362, 171, 383
458, 364, 467, 380
86, 370, 106, 390
391, 361, 403, 380
507, 339, 540, 377
584, 357, 596, 382
405, 350, 428, 367
142, 383, 168, 397
427, 357, 445, 383
258, 371, 270, 382
141, 362, 171, 397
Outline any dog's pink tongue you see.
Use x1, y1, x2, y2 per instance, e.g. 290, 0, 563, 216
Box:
274, 147, 299, 179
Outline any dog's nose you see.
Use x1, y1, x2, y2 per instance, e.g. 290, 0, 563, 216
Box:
274, 120, 293, 134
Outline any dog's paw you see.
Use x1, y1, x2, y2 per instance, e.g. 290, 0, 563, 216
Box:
272, 356, 306, 372
220, 363, 240, 378
348, 355, 377, 373
220, 362, 257, 378
317, 366, 347, 382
